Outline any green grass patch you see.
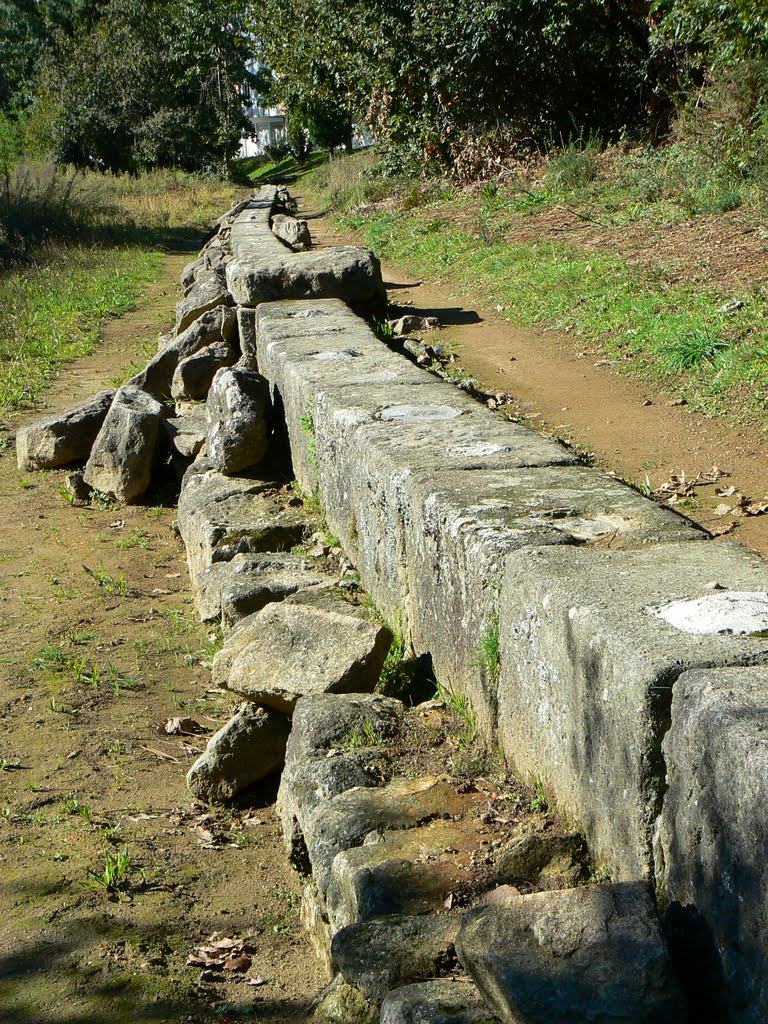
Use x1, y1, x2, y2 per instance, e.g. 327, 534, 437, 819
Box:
234, 149, 328, 186
346, 203, 768, 424
0, 245, 159, 414
0, 167, 240, 416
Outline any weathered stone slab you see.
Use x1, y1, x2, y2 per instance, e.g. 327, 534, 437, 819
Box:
400, 465, 702, 738
16, 390, 114, 471
206, 365, 271, 474
276, 693, 403, 867
160, 411, 207, 460
227, 206, 385, 312
171, 340, 237, 400
498, 540, 768, 879
380, 981, 497, 1024
272, 213, 312, 251
186, 702, 290, 803
326, 818, 483, 932
494, 832, 587, 890
82, 385, 163, 502
285, 692, 404, 762
305, 776, 476, 897
660, 665, 768, 1023
332, 915, 461, 1003
194, 551, 328, 627
224, 587, 393, 712
456, 883, 686, 1024
177, 463, 307, 583
175, 265, 233, 333
131, 306, 238, 400
313, 976, 377, 1024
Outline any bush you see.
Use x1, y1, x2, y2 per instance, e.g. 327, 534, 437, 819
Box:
264, 139, 291, 162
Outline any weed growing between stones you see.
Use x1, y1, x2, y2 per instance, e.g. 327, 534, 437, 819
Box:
475, 610, 500, 686
436, 680, 477, 748
343, 717, 386, 749
299, 399, 318, 469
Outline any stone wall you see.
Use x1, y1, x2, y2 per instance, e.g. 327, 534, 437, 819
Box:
234, 195, 768, 1023
19, 185, 768, 1021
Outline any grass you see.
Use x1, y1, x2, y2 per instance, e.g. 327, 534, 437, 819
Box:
436, 680, 476, 748
342, 718, 386, 749
303, 145, 768, 427
83, 565, 131, 597
82, 846, 132, 898
0, 164, 240, 417
475, 611, 500, 686
235, 149, 328, 187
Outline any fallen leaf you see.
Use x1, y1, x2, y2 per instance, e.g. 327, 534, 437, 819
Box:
715, 486, 738, 497
223, 955, 252, 972
713, 504, 735, 518
246, 976, 268, 987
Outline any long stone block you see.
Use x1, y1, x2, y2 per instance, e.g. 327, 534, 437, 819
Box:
400, 465, 703, 736
497, 540, 768, 881
660, 665, 768, 1023
227, 214, 385, 312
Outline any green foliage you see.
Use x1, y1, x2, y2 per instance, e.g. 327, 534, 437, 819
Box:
475, 612, 500, 686
342, 718, 385, 749
546, 136, 602, 190
436, 681, 476, 748
83, 846, 132, 897
251, 0, 653, 173
660, 332, 730, 373
299, 401, 318, 469
4, 0, 256, 173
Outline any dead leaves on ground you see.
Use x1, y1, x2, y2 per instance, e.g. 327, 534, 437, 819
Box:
650, 466, 768, 528
187, 932, 267, 986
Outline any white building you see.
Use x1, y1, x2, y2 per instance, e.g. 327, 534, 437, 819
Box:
238, 79, 286, 157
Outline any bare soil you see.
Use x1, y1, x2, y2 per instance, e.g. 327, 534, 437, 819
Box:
306, 199, 768, 558
0, 245, 326, 1024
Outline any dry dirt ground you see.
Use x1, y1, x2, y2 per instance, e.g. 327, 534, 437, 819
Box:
306, 198, 768, 559
0, 245, 326, 1024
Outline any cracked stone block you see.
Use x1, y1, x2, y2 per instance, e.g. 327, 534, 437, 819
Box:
82, 385, 163, 502
660, 664, 768, 1023
223, 587, 393, 713
456, 883, 686, 1024
498, 540, 768, 879
380, 980, 497, 1024
16, 389, 114, 470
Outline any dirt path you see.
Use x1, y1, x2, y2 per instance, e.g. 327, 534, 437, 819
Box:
306, 201, 768, 558
0, 245, 324, 1024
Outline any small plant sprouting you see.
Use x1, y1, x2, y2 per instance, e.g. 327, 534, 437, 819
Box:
83, 564, 130, 597
529, 775, 549, 813
371, 317, 395, 342
63, 793, 93, 820
475, 611, 500, 686
88, 488, 117, 510
83, 846, 131, 898
343, 717, 385, 749
436, 681, 477, 748
114, 527, 148, 550
298, 400, 318, 469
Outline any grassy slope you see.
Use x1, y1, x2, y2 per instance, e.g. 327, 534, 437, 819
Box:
305, 147, 768, 428
0, 169, 240, 417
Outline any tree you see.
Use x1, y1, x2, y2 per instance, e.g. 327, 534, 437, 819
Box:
30, 0, 256, 172
249, 0, 655, 173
